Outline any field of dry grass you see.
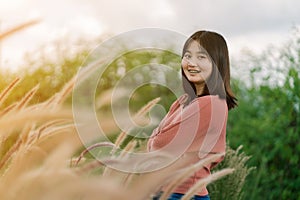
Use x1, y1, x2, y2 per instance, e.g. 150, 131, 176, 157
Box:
0, 75, 235, 200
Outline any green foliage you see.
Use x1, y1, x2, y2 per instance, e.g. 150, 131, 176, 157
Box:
0, 40, 91, 108
95, 49, 181, 138
97, 49, 181, 112
227, 28, 300, 199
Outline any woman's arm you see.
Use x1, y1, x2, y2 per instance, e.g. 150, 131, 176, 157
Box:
148, 95, 227, 159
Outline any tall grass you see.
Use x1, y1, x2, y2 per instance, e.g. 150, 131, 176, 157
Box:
208, 145, 255, 200
0, 75, 236, 200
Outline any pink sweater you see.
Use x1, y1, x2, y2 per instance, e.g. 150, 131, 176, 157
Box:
147, 94, 228, 196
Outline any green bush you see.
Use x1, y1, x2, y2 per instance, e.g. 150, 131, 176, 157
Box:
227, 28, 300, 199
208, 145, 254, 200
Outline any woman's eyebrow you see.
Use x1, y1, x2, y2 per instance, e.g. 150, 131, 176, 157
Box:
185, 49, 207, 54
196, 50, 207, 54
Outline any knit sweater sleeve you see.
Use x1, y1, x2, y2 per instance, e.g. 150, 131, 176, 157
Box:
147, 95, 227, 157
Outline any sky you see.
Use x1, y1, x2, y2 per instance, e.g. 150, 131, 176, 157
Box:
0, 0, 300, 72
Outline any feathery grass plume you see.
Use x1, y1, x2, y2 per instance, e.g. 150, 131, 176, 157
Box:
14, 84, 39, 110
31, 123, 76, 144
181, 168, 235, 200
118, 140, 137, 158
0, 77, 21, 107
0, 102, 17, 116
35, 77, 75, 111
0, 109, 72, 138
207, 145, 255, 200
2, 141, 84, 199
0, 137, 22, 170
102, 140, 137, 176
0, 124, 81, 186
74, 142, 116, 166
32, 119, 70, 140
111, 130, 127, 154
159, 153, 225, 200
0, 19, 40, 41
0, 79, 74, 174
19, 123, 34, 144
0, 49, 119, 200
0, 124, 33, 170
134, 97, 161, 118
102, 140, 138, 178
40, 93, 58, 109
108, 97, 161, 155
102, 140, 138, 179
51, 76, 76, 107
95, 97, 161, 177
37, 58, 107, 110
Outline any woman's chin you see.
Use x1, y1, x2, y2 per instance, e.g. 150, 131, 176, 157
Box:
187, 77, 204, 84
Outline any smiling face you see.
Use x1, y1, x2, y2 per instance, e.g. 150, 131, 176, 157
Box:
181, 40, 213, 95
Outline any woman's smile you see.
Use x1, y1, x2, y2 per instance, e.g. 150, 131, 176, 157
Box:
187, 68, 201, 74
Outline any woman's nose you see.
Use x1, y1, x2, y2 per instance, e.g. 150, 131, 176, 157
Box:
187, 59, 196, 67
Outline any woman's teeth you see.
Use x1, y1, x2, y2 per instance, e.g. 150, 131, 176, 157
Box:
188, 69, 201, 73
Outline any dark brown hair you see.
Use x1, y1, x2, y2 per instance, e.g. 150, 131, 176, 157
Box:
181, 30, 237, 110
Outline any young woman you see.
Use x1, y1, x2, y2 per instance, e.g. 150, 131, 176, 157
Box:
148, 30, 237, 200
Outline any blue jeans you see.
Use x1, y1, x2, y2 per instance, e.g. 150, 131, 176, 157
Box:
152, 192, 210, 200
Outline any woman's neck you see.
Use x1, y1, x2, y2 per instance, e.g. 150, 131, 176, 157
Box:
195, 83, 205, 96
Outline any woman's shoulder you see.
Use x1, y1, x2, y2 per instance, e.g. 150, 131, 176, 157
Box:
169, 94, 188, 106
170, 94, 227, 111
192, 95, 227, 108
165, 94, 188, 115
177, 94, 189, 105
196, 94, 225, 101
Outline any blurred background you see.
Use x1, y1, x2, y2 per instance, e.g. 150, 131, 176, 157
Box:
0, 0, 299, 199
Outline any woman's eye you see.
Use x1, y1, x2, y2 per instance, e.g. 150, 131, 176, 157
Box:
184, 54, 191, 59
198, 55, 206, 59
